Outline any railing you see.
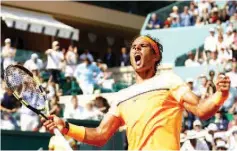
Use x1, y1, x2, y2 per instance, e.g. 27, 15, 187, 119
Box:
1, 119, 124, 150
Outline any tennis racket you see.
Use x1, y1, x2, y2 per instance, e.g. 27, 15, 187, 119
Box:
4, 64, 73, 151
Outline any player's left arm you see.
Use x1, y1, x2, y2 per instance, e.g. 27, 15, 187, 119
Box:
172, 75, 230, 120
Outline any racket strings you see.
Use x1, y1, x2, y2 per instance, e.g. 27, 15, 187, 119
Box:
5, 65, 46, 110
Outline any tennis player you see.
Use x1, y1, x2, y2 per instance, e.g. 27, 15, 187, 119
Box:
42, 35, 230, 150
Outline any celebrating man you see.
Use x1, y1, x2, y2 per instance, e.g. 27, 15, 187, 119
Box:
42, 35, 230, 150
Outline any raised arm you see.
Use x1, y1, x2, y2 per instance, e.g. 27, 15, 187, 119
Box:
45, 49, 53, 55
172, 75, 230, 120
194, 48, 199, 62
42, 114, 121, 147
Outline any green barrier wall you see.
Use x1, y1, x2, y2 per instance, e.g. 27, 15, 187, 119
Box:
14, 49, 45, 63
1, 120, 124, 150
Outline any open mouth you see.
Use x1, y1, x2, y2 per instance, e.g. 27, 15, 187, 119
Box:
135, 54, 142, 66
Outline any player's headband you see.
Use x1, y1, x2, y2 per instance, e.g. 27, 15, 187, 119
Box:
141, 36, 159, 54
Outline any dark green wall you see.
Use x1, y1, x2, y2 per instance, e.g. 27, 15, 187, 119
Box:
1, 120, 124, 150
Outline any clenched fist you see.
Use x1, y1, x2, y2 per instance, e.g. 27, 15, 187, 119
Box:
41, 115, 67, 134
215, 74, 231, 96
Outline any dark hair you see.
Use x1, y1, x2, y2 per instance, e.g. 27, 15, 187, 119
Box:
209, 70, 215, 76
94, 96, 110, 113
131, 35, 163, 72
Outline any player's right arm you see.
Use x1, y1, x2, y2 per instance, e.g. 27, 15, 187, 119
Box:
42, 113, 121, 147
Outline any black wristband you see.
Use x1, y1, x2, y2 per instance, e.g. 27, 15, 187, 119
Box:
63, 121, 70, 135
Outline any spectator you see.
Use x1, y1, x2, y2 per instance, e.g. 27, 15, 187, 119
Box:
46, 77, 59, 100
147, 13, 162, 29
1, 38, 16, 70
0, 87, 21, 129
193, 120, 203, 132
194, 48, 207, 65
183, 109, 196, 130
215, 20, 224, 34
218, 46, 232, 64
224, 28, 234, 50
120, 47, 130, 66
211, 109, 229, 131
79, 49, 94, 62
0, 88, 21, 113
213, 132, 228, 150
95, 59, 104, 70
103, 47, 116, 68
205, 79, 216, 98
207, 70, 216, 94
200, 8, 210, 25
209, 70, 215, 82
232, 30, 237, 60
189, 1, 199, 22
226, 1, 237, 17
226, 61, 237, 88
20, 103, 40, 131
49, 95, 63, 117
219, 8, 230, 23
65, 45, 78, 78
93, 96, 110, 114
163, 17, 172, 28
96, 64, 114, 91
30, 64, 42, 84
74, 57, 101, 94
209, 7, 219, 24
197, 75, 209, 99
180, 130, 209, 151
185, 51, 200, 67
49, 135, 77, 150
215, 140, 228, 151
170, 6, 179, 19
222, 86, 237, 112
230, 12, 237, 31
195, 16, 204, 26
45, 41, 64, 83
1, 113, 16, 130
204, 28, 217, 52
216, 33, 227, 52
205, 123, 218, 149
24, 53, 43, 71
83, 101, 101, 120
198, 0, 211, 17
64, 95, 84, 119
227, 126, 237, 151
186, 78, 199, 96
206, 51, 218, 65
180, 6, 193, 27
171, 16, 181, 28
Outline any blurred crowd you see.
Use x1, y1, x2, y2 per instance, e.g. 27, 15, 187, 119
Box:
147, 0, 236, 29
180, 66, 237, 150
0, 38, 120, 132
1, 1, 237, 150
1, 38, 132, 95
185, 23, 237, 67
0, 81, 111, 132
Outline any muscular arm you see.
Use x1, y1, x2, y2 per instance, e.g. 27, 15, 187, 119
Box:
173, 75, 230, 120
44, 114, 121, 147
182, 90, 227, 120
81, 114, 121, 146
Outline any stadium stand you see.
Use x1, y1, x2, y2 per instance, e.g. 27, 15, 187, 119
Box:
1, 0, 237, 150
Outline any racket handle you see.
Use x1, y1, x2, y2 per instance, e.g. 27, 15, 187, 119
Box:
53, 128, 73, 151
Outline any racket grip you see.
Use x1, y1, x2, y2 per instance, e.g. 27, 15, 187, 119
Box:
54, 128, 73, 151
